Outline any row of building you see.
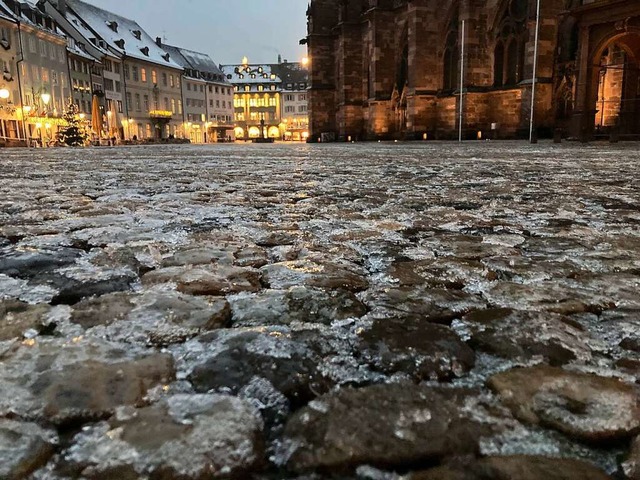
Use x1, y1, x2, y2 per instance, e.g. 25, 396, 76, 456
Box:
0, 0, 309, 146
305, 0, 640, 142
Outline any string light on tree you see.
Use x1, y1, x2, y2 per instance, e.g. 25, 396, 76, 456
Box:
57, 103, 88, 147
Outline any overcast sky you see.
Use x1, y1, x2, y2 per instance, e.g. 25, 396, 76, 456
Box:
84, 0, 308, 65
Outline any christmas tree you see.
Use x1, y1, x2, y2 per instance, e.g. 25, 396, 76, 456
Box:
57, 103, 88, 147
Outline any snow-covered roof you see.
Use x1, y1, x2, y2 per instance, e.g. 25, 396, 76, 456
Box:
62, 6, 110, 57
221, 63, 281, 85
162, 43, 228, 83
65, 0, 182, 69
0, 0, 64, 38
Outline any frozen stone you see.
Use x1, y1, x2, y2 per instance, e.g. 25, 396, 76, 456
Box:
0, 300, 51, 340
188, 329, 320, 406
363, 286, 486, 324
623, 435, 640, 480
142, 264, 261, 296
488, 366, 640, 443
62, 394, 263, 479
229, 286, 367, 326
358, 318, 475, 381
0, 419, 57, 480
260, 259, 368, 292
281, 383, 499, 472
463, 308, 593, 365
409, 455, 612, 480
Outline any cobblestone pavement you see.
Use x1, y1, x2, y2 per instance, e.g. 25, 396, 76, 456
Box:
1, 142, 639, 479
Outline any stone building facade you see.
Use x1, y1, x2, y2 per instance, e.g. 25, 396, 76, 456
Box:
274, 60, 309, 141
162, 43, 234, 143
0, 8, 19, 143
222, 60, 282, 140
306, 0, 640, 141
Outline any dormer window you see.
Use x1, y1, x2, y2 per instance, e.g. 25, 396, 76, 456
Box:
162, 53, 170, 62
114, 39, 125, 49
107, 21, 118, 32
140, 46, 149, 56
132, 30, 142, 40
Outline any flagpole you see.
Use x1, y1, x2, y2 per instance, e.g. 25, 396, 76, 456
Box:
459, 19, 465, 143
529, 0, 541, 143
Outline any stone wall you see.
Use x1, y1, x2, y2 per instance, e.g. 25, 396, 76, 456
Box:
307, 0, 602, 141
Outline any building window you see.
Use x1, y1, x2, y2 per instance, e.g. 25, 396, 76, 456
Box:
187, 83, 191, 91
114, 62, 121, 74
115, 81, 122, 93
171, 98, 176, 113
269, 97, 276, 107
132, 66, 139, 82
152, 70, 157, 84
104, 60, 113, 72
298, 105, 307, 113
124, 64, 130, 80
178, 100, 183, 114
28, 36, 36, 53
141, 68, 147, 82
39, 40, 47, 57
299, 94, 306, 101
135, 93, 141, 111
494, 0, 528, 86
117, 100, 123, 113
126, 92, 132, 111
164, 97, 169, 110
169, 74, 174, 87
443, 12, 460, 91
104, 79, 114, 91
144, 95, 149, 112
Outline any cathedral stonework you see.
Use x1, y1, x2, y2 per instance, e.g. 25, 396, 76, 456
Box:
305, 0, 640, 141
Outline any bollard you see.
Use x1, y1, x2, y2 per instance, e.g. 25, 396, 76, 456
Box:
553, 128, 562, 144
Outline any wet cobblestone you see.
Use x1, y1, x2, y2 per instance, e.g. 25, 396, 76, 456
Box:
1, 142, 639, 479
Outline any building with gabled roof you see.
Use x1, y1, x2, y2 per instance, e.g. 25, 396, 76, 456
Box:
48, 0, 184, 140
161, 42, 234, 142
221, 59, 283, 140
0, 0, 70, 145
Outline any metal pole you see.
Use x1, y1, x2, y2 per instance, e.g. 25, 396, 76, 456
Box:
459, 19, 465, 143
529, 0, 542, 143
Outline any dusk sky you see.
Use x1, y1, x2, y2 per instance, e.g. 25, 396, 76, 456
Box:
84, 0, 309, 65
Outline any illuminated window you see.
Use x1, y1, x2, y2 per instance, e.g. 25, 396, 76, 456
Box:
152, 70, 157, 84
141, 68, 147, 82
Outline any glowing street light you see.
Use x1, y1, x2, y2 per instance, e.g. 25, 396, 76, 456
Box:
301, 57, 310, 67
41, 92, 51, 106
0, 88, 10, 100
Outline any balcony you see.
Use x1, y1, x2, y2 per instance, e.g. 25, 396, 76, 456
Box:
149, 110, 173, 121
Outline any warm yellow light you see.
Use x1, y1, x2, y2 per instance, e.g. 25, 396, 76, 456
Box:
106, 111, 112, 117
45, 123, 51, 129
79, 113, 86, 119
35, 122, 42, 129
242, 56, 248, 65
121, 119, 128, 125
41, 93, 51, 105
301, 57, 309, 67
23, 105, 32, 113
0, 88, 9, 99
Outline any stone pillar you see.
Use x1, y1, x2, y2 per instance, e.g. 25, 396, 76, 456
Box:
307, 0, 340, 141
405, 0, 439, 138
571, 25, 595, 140
336, 22, 365, 140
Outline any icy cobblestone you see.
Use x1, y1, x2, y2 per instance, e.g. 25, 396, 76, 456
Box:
1, 142, 639, 478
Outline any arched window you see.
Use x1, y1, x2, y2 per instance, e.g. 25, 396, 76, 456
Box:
506, 39, 519, 84
494, 41, 505, 86
443, 24, 459, 91
493, 0, 528, 86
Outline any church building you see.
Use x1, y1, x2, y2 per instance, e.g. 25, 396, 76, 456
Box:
305, 0, 640, 141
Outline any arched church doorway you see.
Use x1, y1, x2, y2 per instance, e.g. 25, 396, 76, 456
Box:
592, 34, 640, 136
